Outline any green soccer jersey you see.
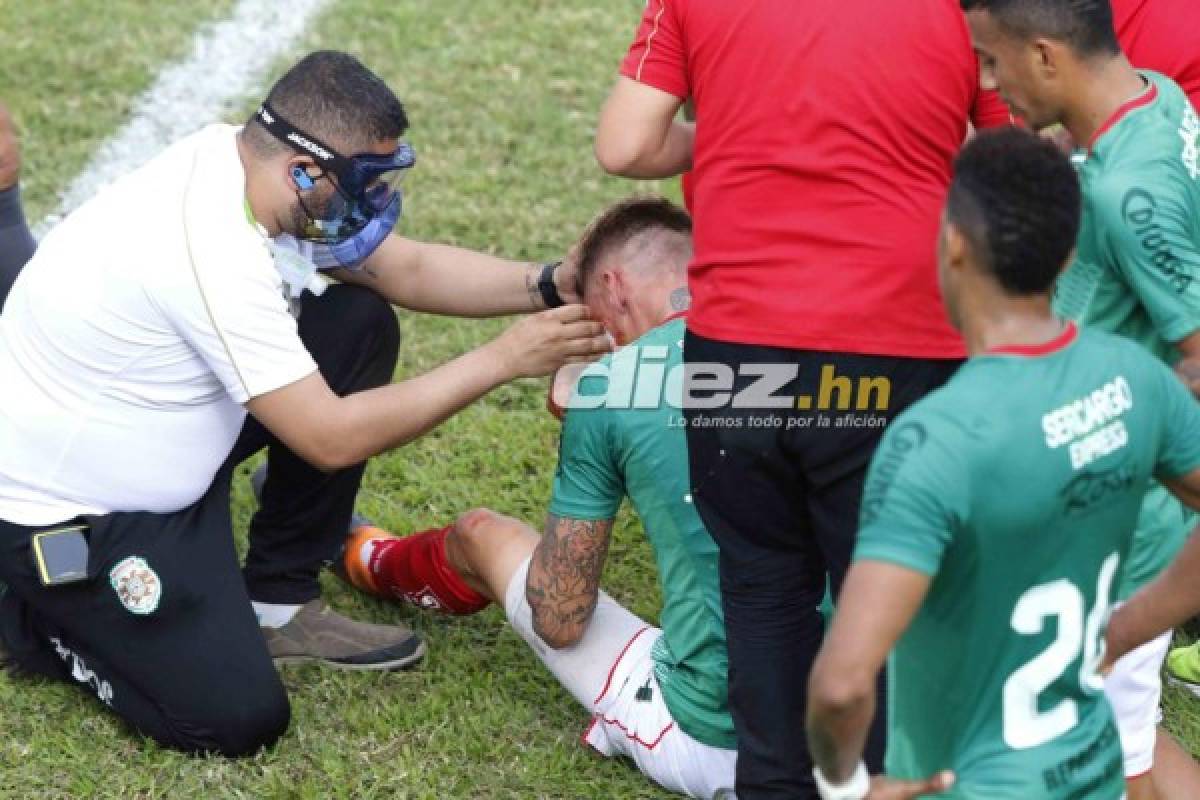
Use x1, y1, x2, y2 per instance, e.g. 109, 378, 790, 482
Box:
1053, 71, 1200, 598
548, 316, 735, 750
856, 326, 1200, 800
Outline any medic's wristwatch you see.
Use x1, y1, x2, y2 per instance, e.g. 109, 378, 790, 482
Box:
538, 260, 565, 308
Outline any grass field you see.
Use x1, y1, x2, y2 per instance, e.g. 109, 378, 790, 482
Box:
1, 1, 678, 797
0, 1, 1197, 798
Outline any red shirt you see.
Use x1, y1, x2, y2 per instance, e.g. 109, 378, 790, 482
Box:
620, 0, 1010, 358
1113, 0, 1200, 107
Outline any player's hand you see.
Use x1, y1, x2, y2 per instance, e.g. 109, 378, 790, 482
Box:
491, 304, 611, 380
866, 771, 955, 799
1174, 357, 1200, 400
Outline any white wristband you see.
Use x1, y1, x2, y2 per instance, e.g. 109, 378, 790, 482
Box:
813, 761, 870, 800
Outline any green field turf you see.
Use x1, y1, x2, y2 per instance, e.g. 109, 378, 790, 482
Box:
1, 0, 237, 220
0, 0, 1196, 797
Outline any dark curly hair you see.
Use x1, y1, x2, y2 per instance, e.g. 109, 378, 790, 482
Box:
576, 196, 692, 295
947, 128, 1081, 294
960, 0, 1120, 57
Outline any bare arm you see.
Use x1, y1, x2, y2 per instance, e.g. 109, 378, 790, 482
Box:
1106, 519, 1200, 669
807, 561, 955, 799
1104, 465, 1200, 665
594, 76, 692, 179
1104, 337, 1200, 661
247, 305, 609, 471
525, 513, 615, 649
1172, 331, 1200, 400
330, 234, 581, 317
1163, 464, 1200, 511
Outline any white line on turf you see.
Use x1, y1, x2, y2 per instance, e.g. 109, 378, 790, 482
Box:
37, 0, 331, 234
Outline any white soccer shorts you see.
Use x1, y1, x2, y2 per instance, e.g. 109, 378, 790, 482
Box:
504, 555, 738, 799
1105, 625, 1172, 778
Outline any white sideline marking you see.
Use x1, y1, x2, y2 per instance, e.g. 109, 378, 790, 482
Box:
37, 0, 331, 234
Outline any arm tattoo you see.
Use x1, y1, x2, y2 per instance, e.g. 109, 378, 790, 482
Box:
526, 513, 614, 647
669, 286, 691, 311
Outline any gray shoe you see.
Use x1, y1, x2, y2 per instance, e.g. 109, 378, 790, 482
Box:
262, 598, 425, 671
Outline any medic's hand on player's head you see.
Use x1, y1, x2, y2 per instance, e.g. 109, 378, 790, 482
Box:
543, 239, 615, 417
489, 304, 612, 381
866, 771, 956, 800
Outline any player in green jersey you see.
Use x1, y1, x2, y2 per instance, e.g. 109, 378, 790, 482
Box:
805, 129, 1200, 800
962, 2, 1200, 797
333, 197, 739, 799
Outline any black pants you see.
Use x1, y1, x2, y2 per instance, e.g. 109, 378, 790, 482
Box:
237, 284, 401, 604
0, 284, 399, 755
683, 331, 960, 800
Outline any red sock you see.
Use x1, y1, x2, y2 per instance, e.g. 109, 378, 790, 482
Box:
368, 525, 491, 615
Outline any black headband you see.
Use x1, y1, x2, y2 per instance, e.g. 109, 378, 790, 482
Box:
255, 103, 354, 178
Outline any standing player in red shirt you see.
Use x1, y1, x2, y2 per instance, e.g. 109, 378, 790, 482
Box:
595, 2, 1009, 797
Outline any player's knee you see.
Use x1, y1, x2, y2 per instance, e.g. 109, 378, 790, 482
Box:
325, 284, 401, 388
212, 683, 291, 757
360, 287, 400, 344
353, 288, 401, 379
172, 675, 291, 757
452, 507, 529, 574
453, 507, 503, 554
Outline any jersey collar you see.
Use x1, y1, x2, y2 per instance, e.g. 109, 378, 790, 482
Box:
662, 310, 689, 325
1087, 78, 1158, 154
986, 321, 1078, 357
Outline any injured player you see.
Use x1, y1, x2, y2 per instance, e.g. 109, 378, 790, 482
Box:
337, 197, 738, 800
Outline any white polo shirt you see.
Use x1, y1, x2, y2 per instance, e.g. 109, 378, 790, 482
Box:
0, 124, 317, 525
